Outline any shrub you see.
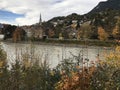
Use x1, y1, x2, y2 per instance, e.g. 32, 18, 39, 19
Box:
90, 46, 120, 90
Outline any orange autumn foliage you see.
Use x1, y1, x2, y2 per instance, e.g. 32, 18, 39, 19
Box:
98, 27, 109, 41
55, 66, 96, 90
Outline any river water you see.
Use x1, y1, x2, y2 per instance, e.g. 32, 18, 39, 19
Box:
1, 42, 113, 68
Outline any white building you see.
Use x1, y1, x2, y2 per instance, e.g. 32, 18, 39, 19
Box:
0, 24, 4, 40
0, 35, 4, 40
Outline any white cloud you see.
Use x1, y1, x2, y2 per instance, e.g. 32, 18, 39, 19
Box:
0, 20, 16, 25
0, 0, 107, 25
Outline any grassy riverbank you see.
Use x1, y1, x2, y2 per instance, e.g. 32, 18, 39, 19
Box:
43, 39, 117, 47
2, 39, 119, 47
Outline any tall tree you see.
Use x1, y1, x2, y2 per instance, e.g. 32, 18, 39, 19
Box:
98, 27, 108, 41
48, 29, 55, 38
112, 18, 120, 40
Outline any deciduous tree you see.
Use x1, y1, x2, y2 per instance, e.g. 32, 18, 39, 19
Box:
112, 18, 120, 40
98, 27, 108, 41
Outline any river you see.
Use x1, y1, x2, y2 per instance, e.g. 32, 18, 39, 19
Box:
1, 42, 113, 68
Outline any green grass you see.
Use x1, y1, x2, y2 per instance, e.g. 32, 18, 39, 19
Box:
37, 39, 118, 47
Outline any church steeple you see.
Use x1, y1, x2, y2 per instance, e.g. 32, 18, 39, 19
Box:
39, 13, 42, 25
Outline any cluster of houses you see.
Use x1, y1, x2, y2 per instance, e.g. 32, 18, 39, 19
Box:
22, 24, 47, 40
0, 14, 47, 42
50, 17, 92, 40
0, 21, 91, 42
0, 23, 46, 42
0, 14, 94, 42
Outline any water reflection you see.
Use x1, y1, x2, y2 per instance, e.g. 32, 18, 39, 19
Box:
1, 42, 112, 68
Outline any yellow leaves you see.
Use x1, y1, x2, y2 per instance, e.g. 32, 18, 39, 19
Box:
113, 26, 119, 33
50, 71, 55, 76
55, 81, 64, 90
98, 27, 109, 41
112, 25, 120, 39
59, 33, 62, 37
55, 66, 96, 90
105, 46, 120, 67
115, 46, 120, 52
0, 47, 6, 68
23, 60, 31, 68
76, 65, 80, 69
59, 33, 64, 40
112, 17, 120, 39
106, 52, 115, 60
0, 61, 6, 77
71, 24, 77, 29
0, 61, 4, 67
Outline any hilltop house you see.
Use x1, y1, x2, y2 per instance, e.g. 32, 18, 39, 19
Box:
51, 20, 64, 27
62, 25, 78, 39
72, 20, 78, 24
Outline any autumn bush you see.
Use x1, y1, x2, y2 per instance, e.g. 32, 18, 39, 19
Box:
0, 59, 59, 90
54, 52, 95, 90
55, 46, 120, 90
0, 44, 120, 90
0, 45, 61, 90
90, 46, 120, 90
55, 66, 96, 90
0, 44, 7, 67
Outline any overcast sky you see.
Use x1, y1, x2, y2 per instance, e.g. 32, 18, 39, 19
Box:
0, 0, 107, 25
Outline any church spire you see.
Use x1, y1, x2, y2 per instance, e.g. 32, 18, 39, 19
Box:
39, 13, 42, 25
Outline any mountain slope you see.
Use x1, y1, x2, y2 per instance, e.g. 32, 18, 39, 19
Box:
89, 0, 120, 14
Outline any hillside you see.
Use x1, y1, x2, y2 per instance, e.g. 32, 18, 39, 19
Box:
89, 0, 120, 14
1, 0, 120, 41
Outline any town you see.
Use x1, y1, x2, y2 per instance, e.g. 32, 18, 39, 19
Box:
0, 11, 120, 44
0, 0, 120, 90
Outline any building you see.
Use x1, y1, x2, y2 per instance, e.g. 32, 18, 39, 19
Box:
22, 13, 46, 40
0, 24, 4, 33
0, 24, 4, 40
39, 13, 42, 25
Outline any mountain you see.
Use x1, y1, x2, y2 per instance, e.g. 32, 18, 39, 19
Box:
48, 13, 82, 23
89, 0, 120, 14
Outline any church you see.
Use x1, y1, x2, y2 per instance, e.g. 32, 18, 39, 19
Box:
23, 13, 47, 40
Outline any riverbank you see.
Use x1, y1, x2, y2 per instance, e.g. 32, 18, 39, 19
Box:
2, 39, 118, 48
43, 39, 118, 47
2, 40, 116, 50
